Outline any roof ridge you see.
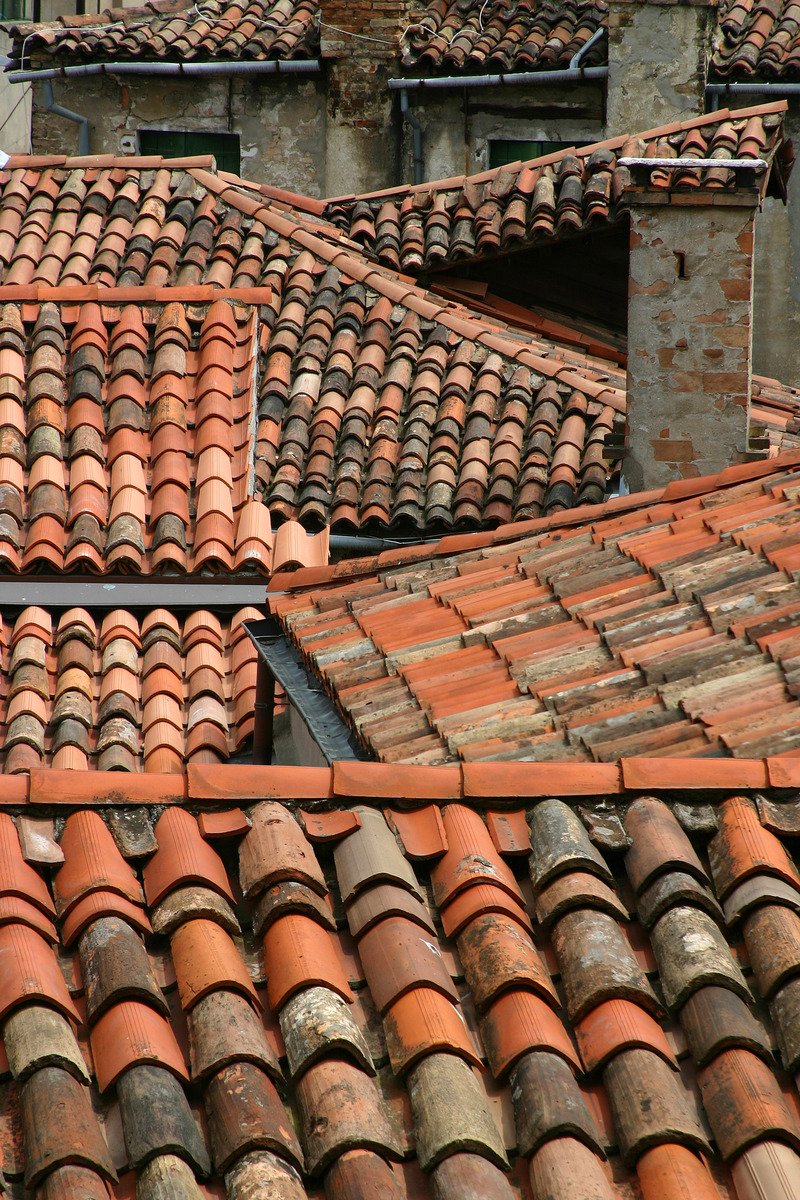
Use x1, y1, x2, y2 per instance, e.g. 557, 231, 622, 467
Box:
3, 152, 218, 170
322, 99, 789, 206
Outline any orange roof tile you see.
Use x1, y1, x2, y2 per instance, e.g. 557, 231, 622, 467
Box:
271, 451, 800, 764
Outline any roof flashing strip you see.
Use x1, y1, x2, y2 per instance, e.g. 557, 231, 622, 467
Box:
617, 156, 769, 170
244, 617, 365, 765
0, 580, 271, 609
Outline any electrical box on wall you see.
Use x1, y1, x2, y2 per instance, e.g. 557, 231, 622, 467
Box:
119, 135, 136, 155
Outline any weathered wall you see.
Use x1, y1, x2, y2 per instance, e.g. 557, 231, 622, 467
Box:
324, 57, 397, 196
606, 0, 713, 135
30, 72, 328, 194
625, 189, 756, 492
0, 32, 31, 155
399, 83, 604, 183
747, 101, 800, 388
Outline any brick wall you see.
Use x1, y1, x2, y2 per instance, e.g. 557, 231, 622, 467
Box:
625, 186, 758, 492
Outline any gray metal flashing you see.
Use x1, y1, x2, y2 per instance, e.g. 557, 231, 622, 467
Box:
0, 579, 269, 609
245, 616, 365, 764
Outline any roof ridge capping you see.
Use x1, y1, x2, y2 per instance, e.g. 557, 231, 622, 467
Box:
0, 756, 793, 806
322, 99, 789, 205
2, 153, 218, 171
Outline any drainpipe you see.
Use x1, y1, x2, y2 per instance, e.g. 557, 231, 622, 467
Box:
42, 78, 89, 155
399, 87, 424, 184
569, 26, 606, 70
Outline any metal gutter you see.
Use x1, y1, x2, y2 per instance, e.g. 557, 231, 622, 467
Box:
392, 28, 606, 187
245, 616, 365, 765
706, 80, 800, 111
9, 59, 321, 83
388, 64, 608, 93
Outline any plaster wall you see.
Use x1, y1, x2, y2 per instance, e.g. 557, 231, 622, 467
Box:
399, 83, 604, 183
30, 72, 328, 194
0, 31, 30, 155
606, 0, 712, 135
749, 102, 800, 389
625, 191, 756, 492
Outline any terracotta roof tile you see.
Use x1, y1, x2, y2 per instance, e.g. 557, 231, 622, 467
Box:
401, 0, 607, 74
273, 452, 800, 763
713, 0, 800, 78
0, 605, 267, 772
0, 776, 795, 1192
324, 103, 788, 273
9, 0, 319, 69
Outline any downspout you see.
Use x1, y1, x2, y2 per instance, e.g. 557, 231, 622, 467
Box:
399, 87, 424, 185
42, 78, 89, 155
569, 26, 606, 70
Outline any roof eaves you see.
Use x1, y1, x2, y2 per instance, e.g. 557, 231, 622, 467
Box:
3, 755, 799, 809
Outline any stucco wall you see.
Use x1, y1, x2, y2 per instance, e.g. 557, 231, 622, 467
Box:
399, 83, 604, 183
0, 31, 30, 155
625, 190, 756, 492
606, 0, 713, 135
749, 102, 800, 389
30, 72, 328, 195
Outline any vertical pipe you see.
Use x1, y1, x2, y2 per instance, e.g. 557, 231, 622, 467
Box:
399, 87, 424, 184
42, 79, 89, 154
252, 655, 275, 764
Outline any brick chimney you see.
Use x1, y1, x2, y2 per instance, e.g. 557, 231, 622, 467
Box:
319, 0, 415, 196
606, 0, 715, 135
623, 170, 759, 493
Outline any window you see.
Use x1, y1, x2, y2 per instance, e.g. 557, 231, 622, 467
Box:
488, 139, 591, 169
0, 0, 26, 19
138, 130, 241, 174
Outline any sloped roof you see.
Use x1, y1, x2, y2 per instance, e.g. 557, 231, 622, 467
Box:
0, 132, 794, 541
323, 103, 789, 275
0, 295, 332, 575
6, 0, 319, 68
0, 605, 263, 775
712, 0, 800, 77
400, 0, 608, 73
0, 764, 796, 1198
270, 451, 800, 765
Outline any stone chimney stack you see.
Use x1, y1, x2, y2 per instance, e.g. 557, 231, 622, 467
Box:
319, 0, 415, 197
623, 165, 759, 493
606, 0, 715, 135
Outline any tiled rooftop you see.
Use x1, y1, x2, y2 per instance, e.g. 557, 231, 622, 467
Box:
271, 451, 800, 765
0, 605, 265, 775
0, 124, 795, 545
0, 765, 796, 1198
400, 0, 608, 73
712, 0, 800, 77
6, 0, 319, 68
323, 104, 789, 274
